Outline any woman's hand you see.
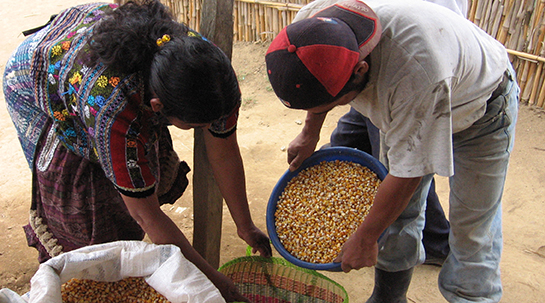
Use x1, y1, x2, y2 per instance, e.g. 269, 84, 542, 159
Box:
238, 224, 272, 257
121, 194, 250, 301
209, 271, 251, 302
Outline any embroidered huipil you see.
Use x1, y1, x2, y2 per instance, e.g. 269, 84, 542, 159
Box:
28, 3, 239, 197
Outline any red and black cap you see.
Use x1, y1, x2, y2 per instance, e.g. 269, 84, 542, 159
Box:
266, 0, 381, 109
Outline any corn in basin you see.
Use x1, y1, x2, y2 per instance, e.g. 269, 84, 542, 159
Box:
61, 277, 171, 303
275, 160, 381, 264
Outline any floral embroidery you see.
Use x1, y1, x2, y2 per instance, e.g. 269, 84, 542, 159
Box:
66, 84, 77, 95
87, 95, 95, 106
84, 10, 104, 24
69, 72, 82, 85
84, 106, 91, 119
188, 30, 209, 42
48, 74, 56, 85
53, 111, 65, 121
109, 77, 120, 87
95, 96, 106, 108
51, 45, 63, 56
69, 102, 78, 114
31, 3, 167, 193
84, 17, 98, 24
61, 41, 71, 51
70, 95, 77, 106
80, 65, 90, 75
96, 76, 108, 88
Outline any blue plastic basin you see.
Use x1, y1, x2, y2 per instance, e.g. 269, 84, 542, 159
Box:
266, 146, 388, 271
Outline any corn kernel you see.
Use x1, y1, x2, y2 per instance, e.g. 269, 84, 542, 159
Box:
275, 160, 380, 264
61, 276, 171, 303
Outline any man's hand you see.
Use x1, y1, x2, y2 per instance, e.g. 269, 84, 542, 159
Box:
287, 111, 328, 171
287, 131, 320, 171
334, 232, 378, 273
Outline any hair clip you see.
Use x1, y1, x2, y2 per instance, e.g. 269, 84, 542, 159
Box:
156, 34, 171, 47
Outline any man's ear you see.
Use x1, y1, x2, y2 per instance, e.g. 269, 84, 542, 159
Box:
150, 98, 164, 112
354, 61, 369, 77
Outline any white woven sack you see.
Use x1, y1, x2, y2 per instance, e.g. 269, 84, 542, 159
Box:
28, 241, 225, 303
0, 288, 28, 303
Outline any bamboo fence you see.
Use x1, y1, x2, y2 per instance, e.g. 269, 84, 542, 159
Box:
161, 0, 545, 109
468, 0, 545, 107
163, 0, 311, 41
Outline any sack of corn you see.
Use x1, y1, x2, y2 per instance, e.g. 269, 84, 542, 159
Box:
219, 251, 349, 303
27, 241, 225, 303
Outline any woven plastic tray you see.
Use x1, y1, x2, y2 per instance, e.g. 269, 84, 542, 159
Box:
219, 248, 349, 303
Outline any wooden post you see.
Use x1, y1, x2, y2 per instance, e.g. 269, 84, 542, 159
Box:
193, 0, 235, 270
200, 0, 235, 58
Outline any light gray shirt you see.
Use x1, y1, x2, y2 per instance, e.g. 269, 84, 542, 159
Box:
294, 0, 509, 178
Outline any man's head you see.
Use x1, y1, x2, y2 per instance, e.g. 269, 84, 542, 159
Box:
265, 0, 381, 109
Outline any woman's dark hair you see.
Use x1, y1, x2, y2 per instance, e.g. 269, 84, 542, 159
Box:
88, 0, 240, 123
88, 0, 186, 74
150, 37, 241, 123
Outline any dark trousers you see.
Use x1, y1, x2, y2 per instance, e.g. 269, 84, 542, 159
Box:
330, 107, 450, 258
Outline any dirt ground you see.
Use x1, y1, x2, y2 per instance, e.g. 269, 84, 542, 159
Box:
1, 0, 544, 302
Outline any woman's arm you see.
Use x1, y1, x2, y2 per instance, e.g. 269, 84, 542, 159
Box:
122, 193, 250, 302
203, 130, 272, 257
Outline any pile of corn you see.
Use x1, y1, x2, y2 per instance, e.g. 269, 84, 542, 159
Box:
275, 160, 381, 264
61, 276, 171, 303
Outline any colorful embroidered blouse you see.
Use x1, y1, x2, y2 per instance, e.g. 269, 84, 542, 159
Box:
29, 3, 239, 197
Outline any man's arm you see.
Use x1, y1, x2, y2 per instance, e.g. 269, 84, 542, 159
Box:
286, 111, 328, 171
334, 174, 422, 272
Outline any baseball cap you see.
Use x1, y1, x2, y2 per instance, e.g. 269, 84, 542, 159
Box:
266, 0, 381, 109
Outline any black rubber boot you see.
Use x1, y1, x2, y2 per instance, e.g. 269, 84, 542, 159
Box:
365, 267, 414, 303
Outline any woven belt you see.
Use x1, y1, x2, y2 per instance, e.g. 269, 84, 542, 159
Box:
487, 70, 510, 103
